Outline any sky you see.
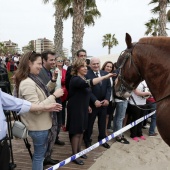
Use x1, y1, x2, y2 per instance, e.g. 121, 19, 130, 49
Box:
0, 0, 170, 57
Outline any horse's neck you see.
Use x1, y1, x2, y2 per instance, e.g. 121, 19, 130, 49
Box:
139, 52, 170, 101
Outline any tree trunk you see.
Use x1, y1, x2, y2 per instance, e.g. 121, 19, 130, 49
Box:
54, 3, 64, 57
158, 0, 167, 36
108, 46, 111, 54
72, 0, 85, 59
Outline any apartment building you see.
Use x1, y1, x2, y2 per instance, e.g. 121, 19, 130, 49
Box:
35, 38, 54, 53
1, 40, 21, 54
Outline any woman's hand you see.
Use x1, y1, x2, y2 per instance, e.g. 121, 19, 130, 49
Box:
52, 69, 58, 81
88, 106, 92, 113
53, 88, 64, 98
104, 73, 115, 79
44, 103, 62, 112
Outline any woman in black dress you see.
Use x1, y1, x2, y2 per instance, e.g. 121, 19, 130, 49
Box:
67, 58, 113, 165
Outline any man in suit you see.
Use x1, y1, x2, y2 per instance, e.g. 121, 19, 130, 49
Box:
84, 57, 111, 149
65, 49, 87, 91
38, 51, 65, 166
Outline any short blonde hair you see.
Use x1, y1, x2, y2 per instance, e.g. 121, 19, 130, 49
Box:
71, 58, 86, 76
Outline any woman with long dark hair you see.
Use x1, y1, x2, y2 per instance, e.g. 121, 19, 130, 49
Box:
14, 51, 64, 170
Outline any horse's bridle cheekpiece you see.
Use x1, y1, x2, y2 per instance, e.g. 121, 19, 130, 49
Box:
117, 44, 142, 98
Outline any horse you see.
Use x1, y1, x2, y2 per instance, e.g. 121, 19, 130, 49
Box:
115, 33, 170, 146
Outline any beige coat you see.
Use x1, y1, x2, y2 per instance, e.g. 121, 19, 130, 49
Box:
19, 77, 56, 131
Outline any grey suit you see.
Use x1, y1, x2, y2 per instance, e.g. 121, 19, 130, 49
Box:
39, 67, 51, 85
38, 67, 61, 141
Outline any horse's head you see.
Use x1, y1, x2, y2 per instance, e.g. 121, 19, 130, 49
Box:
115, 33, 143, 98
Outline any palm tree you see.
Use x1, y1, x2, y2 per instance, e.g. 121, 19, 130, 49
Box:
158, 0, 168, 36
149, 0, 170, 36
102, 34, 118, 54
71, 0, 101, 58
145, 18, 159, 36
43, 0, 101, 58
43, 0, 70, 57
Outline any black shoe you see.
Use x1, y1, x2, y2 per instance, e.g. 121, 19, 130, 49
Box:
43, 157, 60, 166
55, 139, 65, 145
85, 142, 91, 148
80, 154, 87, 159
102, 143, 110, 149
73, 159, 84, 165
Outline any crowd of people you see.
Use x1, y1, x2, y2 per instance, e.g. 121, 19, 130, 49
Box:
0, 50, 157, 170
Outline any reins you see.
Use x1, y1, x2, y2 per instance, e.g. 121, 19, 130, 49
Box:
130, 94, 170, 111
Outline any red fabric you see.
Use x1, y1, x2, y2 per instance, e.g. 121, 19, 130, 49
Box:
147, 97, 155, 103
61, 69, 68, 102
6, 62, 11, 71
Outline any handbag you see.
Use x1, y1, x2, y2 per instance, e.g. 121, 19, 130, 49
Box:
12, 121, 28, 139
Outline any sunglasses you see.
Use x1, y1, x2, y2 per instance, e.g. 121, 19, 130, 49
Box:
29, 51, 36, 60
57, 60, 63, 62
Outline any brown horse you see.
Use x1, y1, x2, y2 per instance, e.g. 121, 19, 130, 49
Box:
115, 33, 170, 146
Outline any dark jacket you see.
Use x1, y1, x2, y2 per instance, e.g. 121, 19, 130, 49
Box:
85, 69, 111, 107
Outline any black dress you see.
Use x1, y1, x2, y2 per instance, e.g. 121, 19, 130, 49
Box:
66, 76, 92, 135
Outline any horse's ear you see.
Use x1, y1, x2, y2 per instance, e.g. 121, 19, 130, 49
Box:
125, 33, 133, 49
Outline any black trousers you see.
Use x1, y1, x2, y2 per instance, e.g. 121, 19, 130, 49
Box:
128, 104, 146, 138
0, 137, 10, 170
84, 106, 107, 143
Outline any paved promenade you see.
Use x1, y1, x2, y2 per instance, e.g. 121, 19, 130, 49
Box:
12, 122, 114, 170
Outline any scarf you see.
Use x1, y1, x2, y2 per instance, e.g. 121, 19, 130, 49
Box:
28, 73, 57, 157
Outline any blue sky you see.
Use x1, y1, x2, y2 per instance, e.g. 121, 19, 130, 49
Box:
0, 0, 169, 56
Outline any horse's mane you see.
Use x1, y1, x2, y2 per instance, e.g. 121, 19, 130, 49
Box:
139, 36, 170, 47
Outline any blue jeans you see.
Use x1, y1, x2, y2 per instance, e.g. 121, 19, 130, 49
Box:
28, 130, 49, 170
148, 102, 157, 135
113, 100, 128, 137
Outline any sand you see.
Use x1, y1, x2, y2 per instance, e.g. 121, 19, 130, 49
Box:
89, 130, 170, 170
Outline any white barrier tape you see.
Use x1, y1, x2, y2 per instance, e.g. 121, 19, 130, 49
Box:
47, 111, 156, 170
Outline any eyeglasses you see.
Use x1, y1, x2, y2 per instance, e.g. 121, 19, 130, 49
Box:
57, 60, 63, 62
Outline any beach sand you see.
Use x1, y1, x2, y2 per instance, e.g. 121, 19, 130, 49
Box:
89, 130, 170, 170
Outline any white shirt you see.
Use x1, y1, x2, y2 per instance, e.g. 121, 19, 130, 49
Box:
63, 65, 68, 70
110, 78, 113, 101
129, 81, 147, 105
0, 90, 31, 140
93, 71, 101, 77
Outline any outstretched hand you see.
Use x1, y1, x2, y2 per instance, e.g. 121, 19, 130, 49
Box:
53, 88, 64, 98
105, 73, 117, 79
44, 103, 62, 112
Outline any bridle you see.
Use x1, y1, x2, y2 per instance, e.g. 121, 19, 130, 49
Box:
117, 43, 170, 110
117, 43, 142, 97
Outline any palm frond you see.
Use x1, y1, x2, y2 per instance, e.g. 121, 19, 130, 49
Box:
151, 6, 160, 14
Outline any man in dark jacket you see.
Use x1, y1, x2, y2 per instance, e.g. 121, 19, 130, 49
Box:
65, 49, 87, 91
38, 50, 64, 166
84, 57, 111, 149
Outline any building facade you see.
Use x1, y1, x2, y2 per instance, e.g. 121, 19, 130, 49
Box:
35, 38, 54, 53
1, 40, 21, 54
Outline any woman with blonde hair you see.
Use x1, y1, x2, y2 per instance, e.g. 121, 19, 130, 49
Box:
66, 58, 113, 165
14, 51, 64, 170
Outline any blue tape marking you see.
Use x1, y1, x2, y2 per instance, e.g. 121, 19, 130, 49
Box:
46, 111, 155, 170
99, 140, 103, 145
59, 161, 65, 167
71, 155, 75, 161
